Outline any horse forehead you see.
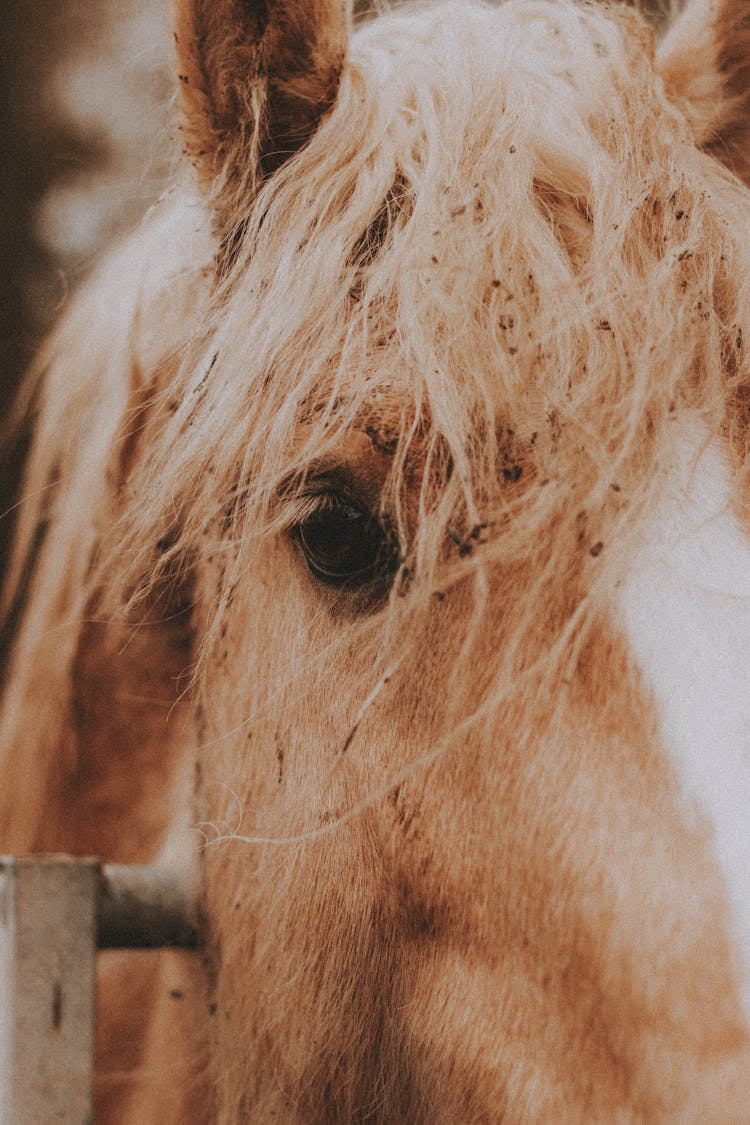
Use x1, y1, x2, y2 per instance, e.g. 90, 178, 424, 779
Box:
616, 420, 750, 1021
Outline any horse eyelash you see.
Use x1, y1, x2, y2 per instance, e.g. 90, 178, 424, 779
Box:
274, 466, 382, 528
285, 491, 343, 528
276, 488, 368, 535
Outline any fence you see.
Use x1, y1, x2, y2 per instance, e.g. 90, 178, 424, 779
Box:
0, 855, 201, 1124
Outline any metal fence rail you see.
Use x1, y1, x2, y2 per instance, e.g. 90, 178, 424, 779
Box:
0, 855, 201, 1125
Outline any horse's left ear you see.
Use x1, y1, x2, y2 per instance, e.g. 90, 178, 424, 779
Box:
658, 0, 750, 183
174, 0, 349, 222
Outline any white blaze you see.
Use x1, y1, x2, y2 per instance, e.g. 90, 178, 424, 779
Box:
618, 421, 750, 1024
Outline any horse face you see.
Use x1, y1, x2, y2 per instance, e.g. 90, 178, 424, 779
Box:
5, 0, 750, 1120
172, 2, 750, 1117
197, 441, 750, 1121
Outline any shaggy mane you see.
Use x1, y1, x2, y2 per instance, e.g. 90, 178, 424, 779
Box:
4, 0, 750, 832
119, 2, 750, 677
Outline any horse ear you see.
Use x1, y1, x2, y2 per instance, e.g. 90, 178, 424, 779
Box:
174, 0, 349, 216
658, 0, 750, 184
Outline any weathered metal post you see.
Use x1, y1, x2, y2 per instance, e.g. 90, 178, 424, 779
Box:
0, 855, 99, 1125
0, 855, 201, 1123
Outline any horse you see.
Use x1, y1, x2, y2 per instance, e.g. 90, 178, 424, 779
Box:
3, 0, 750, 1119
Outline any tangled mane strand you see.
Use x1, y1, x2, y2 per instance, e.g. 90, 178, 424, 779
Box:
0, 195, 215, 848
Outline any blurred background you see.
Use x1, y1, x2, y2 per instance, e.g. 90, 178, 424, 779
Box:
0, 0, 173, 597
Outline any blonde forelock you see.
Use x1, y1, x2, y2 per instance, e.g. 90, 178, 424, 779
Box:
103, 0, 750, 697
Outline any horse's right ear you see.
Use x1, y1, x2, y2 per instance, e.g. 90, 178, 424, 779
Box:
174, 0, 349, 224
658, 0, 750, 184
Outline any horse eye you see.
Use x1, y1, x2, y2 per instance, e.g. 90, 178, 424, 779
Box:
294, 496, 398, 589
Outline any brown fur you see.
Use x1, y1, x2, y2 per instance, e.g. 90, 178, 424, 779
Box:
4, 0, 750, 1119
